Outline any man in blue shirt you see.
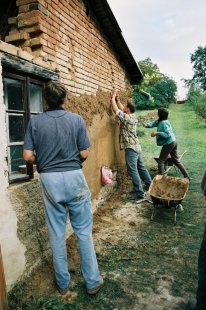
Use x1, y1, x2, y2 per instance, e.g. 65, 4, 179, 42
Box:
24, 81, 103, 295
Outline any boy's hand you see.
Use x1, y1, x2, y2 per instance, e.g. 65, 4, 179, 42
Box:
111, 90, 117, 99
151, 131, 158, 137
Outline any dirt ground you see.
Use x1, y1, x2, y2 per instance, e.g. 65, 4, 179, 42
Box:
19, 110, 197, 309
23, 169, 192, 309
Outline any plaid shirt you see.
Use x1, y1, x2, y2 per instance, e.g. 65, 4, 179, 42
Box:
116, 109, 141, 152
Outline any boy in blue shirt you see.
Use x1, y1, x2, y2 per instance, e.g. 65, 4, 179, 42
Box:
145, 107, 190, 179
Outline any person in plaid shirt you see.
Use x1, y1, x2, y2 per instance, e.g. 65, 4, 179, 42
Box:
111, 91, 152, 200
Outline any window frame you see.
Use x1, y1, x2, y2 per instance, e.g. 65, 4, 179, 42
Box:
3, 71, 45, 183
1, 53, 59, 184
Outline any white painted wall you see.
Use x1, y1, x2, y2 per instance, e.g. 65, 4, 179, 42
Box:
0, 56, 26, 289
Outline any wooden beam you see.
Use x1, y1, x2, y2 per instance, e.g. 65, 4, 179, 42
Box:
0, 245, 8, 310
1, 53, 59, 81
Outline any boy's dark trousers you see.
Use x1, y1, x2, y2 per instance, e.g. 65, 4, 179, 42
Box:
158, 141, 189, 177
196, 229, 206, 310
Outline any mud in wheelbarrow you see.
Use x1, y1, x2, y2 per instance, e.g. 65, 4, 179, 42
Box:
148, 175, 189, 224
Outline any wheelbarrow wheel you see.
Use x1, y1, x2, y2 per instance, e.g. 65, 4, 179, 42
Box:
150, 204, 157, 221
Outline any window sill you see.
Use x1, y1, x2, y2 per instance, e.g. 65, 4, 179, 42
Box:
9, 173, 30, 184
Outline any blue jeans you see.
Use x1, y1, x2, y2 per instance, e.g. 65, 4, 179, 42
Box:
125, 148, 152, 197
40, 170, 100, 290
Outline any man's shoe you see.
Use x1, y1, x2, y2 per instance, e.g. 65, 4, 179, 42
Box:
144, 184, 151, 191
87, 276, 104, 295
128, 194, 144, 201
187, 298, 198, 310
56, 284, 70, 295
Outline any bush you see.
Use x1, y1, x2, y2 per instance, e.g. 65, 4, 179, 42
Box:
187, 86, 206, 118
187, 86, 203, 106
194, 95, 206, 118
133, 92, 152, 110
133, 90, 169, 110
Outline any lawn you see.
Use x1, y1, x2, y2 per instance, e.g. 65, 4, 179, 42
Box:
8, 103, 206, 310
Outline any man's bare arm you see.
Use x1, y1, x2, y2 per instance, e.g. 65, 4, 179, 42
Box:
115, 95, 124, 111
23, 150, 36, 164
111, 91, 125, 113
80, 149, 89, 162
111, 92, 119, 114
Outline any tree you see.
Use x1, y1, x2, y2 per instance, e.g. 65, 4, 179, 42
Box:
153, 76, 177, 103
138, 57, 161, 88
187, 46, 206, 91
186, 85, 206, 119
133, 58, 177, 110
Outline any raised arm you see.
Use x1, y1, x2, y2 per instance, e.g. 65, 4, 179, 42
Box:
111, 91, 124, 113
115, 95, 124, 111
111, 92, 119, 114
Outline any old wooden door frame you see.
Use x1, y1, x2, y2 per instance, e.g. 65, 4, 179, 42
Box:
0, 245, 8, 310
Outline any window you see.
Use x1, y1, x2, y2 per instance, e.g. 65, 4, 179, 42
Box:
3, 72, 45, 183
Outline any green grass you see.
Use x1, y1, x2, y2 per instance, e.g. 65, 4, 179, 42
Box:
8, 103, 206, 309
136, 103, 206, 295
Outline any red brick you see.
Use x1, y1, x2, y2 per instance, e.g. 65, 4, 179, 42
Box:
22, 46, 32, 53
22, 24, 46, 34
42, 45, 56, 57
7, 0, 130, 95
32, 49, 47, 57
0, 41, 18, 56
16, 0, 46, 7
51, 20, 60, 30
18, 10, 45, 20
18, 16, 41, 28
5, 32, 29, 43
19, 3, 48, 15
30, 37, 47, 47
19, 4, 30, 13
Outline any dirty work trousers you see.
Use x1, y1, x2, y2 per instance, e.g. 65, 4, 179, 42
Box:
158, 141, 189, 177
125, 148, 152, 197
196, 227, 206, 310
40, 169, 100, 290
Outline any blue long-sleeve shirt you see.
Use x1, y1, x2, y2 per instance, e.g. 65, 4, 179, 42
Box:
146, 119, 176, 146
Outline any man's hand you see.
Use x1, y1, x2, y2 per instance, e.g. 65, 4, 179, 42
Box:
151, 131, 158, 137
111, 90, 117, 99
111, 91, 119, 113
23, 150, 36, 164
80, 149, 89, 162
111, 91, 124, 111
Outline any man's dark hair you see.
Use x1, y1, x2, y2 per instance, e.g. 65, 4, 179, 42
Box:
158, 107, 168, 120
127, 99, 136, 113
43, 81, 67, 108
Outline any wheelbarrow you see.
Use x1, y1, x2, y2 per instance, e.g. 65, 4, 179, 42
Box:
148, 175, 189, 224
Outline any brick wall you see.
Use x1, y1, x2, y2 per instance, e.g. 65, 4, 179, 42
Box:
0, 0, 132, 287
5, 0, 130, 95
